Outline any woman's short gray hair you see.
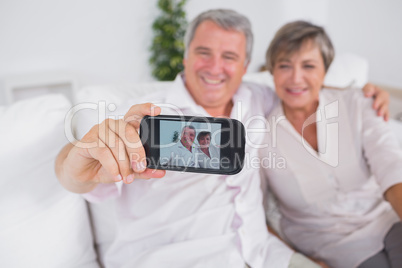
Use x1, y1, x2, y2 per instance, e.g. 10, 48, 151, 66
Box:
265, 20, 335, 72
184, 9, 253, 65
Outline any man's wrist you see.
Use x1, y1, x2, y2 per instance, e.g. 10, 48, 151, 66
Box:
60, 153, 98, 194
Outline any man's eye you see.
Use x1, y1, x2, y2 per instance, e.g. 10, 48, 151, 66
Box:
304, 65, 315, 69
223, 55, 237, 61
278, 65, 290, 69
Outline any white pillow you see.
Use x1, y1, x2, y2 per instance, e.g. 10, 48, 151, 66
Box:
324, 52, 369, 88
0, 94, 99, 268
75, 82, 173, 106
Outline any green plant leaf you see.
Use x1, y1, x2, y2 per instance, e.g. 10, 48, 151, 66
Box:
149, 0, 187, 81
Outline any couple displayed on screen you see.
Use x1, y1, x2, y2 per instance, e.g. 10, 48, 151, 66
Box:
162, 125, 220, 169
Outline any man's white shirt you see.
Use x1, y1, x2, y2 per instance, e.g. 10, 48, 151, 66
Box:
162, 141, 196, 167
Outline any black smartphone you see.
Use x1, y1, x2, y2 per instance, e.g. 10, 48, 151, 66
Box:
139, 115, 245, 175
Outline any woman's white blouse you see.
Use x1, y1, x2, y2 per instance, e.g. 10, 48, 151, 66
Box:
193, 145, 221, 169
263, 89, 402, 268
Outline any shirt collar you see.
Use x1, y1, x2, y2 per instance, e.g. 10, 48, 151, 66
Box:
273, 90, 336, 160
272, 90, 329, 118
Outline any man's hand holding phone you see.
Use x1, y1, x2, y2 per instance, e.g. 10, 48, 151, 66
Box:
57, 102, 246, 193
56, 103, 166, 193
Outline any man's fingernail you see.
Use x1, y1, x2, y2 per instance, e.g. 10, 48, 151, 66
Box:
115, 174, 123, 182
126, 174, 134, 183
137, 161, 146, 171
150, 106, 158, 115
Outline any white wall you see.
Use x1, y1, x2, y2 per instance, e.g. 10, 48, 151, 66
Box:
0, 0, 159, 104
326, 0, 402, 89
1, 0, 401, 105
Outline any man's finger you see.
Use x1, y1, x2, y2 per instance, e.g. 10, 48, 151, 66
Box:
110, 119, 148, 174
96, 165, 123, 183
86, 140, 122, 183
363, 83, 375, 97
373, 87, 390, 109
124, 103, 161, 131
110, 130, 134, 182
98, 126, 133, 182
377, 105, 389, 120
385, 111, 390, 122
128, 169, 166, 181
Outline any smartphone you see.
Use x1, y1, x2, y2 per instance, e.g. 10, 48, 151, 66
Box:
139, 115, 245, 175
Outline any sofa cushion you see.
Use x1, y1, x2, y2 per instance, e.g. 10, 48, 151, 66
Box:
0, 94, 99, 267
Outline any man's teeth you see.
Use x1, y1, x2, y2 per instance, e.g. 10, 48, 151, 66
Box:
287, 88, 305, 93
204, 78, 222, 84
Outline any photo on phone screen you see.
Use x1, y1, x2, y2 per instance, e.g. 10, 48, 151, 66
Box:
140, 115, 245, 175
159, 120, 221, 169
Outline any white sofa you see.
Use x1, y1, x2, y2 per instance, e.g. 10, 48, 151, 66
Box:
1, 53, 401, 267
0, 95, 99, 267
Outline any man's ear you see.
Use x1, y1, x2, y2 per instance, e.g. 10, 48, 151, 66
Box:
183, 57, 187, 68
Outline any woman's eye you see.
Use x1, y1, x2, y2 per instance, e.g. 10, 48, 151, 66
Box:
304, 65, 315, 69
278, 65, 290, 69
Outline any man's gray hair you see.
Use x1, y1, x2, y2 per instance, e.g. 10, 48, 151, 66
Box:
181, 125, 195, 133
184, 9, 253, 65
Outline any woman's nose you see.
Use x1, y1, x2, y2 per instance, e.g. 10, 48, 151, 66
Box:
290, 67, 304, 83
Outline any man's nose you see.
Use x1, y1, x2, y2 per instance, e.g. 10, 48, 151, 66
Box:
207, 56, 224, 74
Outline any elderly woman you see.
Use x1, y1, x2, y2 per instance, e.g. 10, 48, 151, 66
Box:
193, 131, 220, 169
262, 21, 402, 268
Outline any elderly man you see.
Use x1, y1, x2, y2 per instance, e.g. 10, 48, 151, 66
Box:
163, 125, 197, 167
56, 9, 388, 268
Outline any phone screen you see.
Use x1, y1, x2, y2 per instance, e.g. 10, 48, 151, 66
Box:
159, 120, 222, 169
140, 115, 245, 175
